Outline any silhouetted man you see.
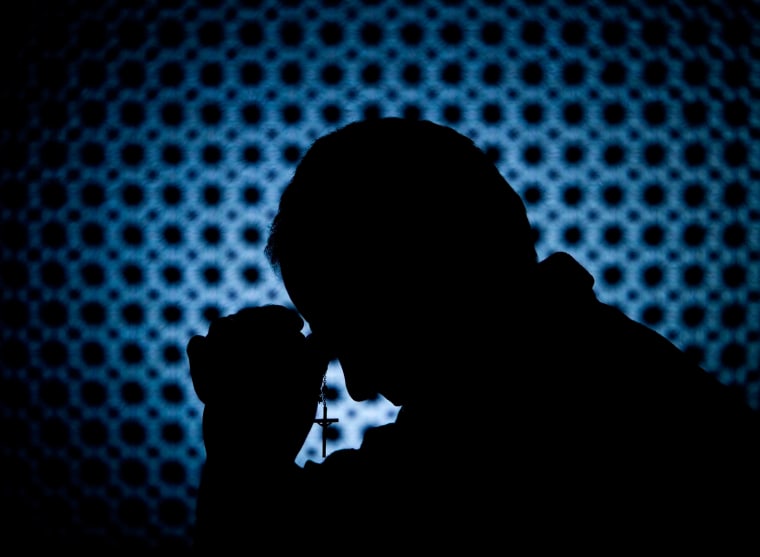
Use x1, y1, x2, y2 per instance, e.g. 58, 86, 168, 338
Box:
187, 118, 759, 552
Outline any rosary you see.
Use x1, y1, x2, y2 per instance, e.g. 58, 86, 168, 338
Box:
313, 374, 339, 458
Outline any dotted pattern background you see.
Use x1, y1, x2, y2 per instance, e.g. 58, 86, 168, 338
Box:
0, 0, 758, 549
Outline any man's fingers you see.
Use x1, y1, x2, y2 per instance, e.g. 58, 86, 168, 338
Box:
187, 306, 311, 406
205, 306, 303, 344
187, 335, 206, 358
235, 304, 304, 332
187, 335, 209, 403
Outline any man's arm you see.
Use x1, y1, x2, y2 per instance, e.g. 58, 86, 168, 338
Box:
186, 305, 326, 551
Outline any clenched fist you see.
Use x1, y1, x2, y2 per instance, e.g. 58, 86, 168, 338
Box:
187, 304, 328, 464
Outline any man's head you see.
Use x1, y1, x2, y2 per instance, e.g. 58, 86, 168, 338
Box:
264, 118, 537, 403
267, 118, 535, 279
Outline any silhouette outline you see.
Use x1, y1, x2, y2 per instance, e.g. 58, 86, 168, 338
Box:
187, 118, 759, 552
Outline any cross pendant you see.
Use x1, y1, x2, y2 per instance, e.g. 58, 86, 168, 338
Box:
313, 403, 339, 458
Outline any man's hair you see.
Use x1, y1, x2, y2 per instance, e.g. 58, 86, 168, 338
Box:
265, 117, 536, 281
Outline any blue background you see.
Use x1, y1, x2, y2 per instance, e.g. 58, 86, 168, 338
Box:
0, 0, 758, 549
